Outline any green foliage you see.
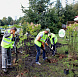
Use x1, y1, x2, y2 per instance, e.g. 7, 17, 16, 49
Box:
2, 17, 8, 25
2, 25, 9, 29
73, 2, 78, 15
17, 22, 41, 51
0, 20, 4, 26
26, 22, 41, 36
21, 22, 41, 36
12, 24, 21, 28
22, 22, 28, 34
21, 0, 50, 28
1, 24, 21, 29
65, 23, 78, 52
44, 8, 62, 33
28, 0, 50, 13
63, 61, 70, 68
21, 0, 78, 34
9, 24, 22, 28
64, 5, 75, 22
55, 0, 62, 16
7, 16, 13, 25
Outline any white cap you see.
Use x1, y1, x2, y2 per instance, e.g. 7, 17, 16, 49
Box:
45, 28, 50, 33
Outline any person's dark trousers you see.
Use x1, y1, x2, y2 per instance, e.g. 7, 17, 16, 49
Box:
2, 47, 11, 69
35, 44, 45, 62
51, 44, 56, 56
51, 38, 56, 56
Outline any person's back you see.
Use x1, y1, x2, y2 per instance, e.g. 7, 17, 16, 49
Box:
34, 31, 48, 47
48, 33, 57, 45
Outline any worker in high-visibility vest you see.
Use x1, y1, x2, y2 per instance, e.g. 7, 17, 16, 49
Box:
48, 33, 57, 56
34, 28, 50, 65
1, 27, 17, 72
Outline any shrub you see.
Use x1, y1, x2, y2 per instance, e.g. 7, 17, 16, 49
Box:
65, 23, 78, 53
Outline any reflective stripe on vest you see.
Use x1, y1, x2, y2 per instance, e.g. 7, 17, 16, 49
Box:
40, 38, 45, 42
3, 40, 12, 44
40, 34, 47, 42
5, 38, 12, 40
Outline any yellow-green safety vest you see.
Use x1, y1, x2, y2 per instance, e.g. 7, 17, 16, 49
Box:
34, 31, 48, 47
1, 29, 14, 48
49, 33, 57, 44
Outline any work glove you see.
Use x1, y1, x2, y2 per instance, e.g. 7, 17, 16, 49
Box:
51, 46, 53, 50
42, 42, 44, 47
42, 42, 45, 50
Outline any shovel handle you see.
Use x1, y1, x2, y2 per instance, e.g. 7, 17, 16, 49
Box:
42, 43, 44, 48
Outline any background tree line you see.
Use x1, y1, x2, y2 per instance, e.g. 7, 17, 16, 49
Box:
0, 16, 19, 26
0, 0, 78, 33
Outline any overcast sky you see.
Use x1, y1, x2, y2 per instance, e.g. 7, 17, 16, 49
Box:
0, 0, 78, 20
0, 0, 29, 20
